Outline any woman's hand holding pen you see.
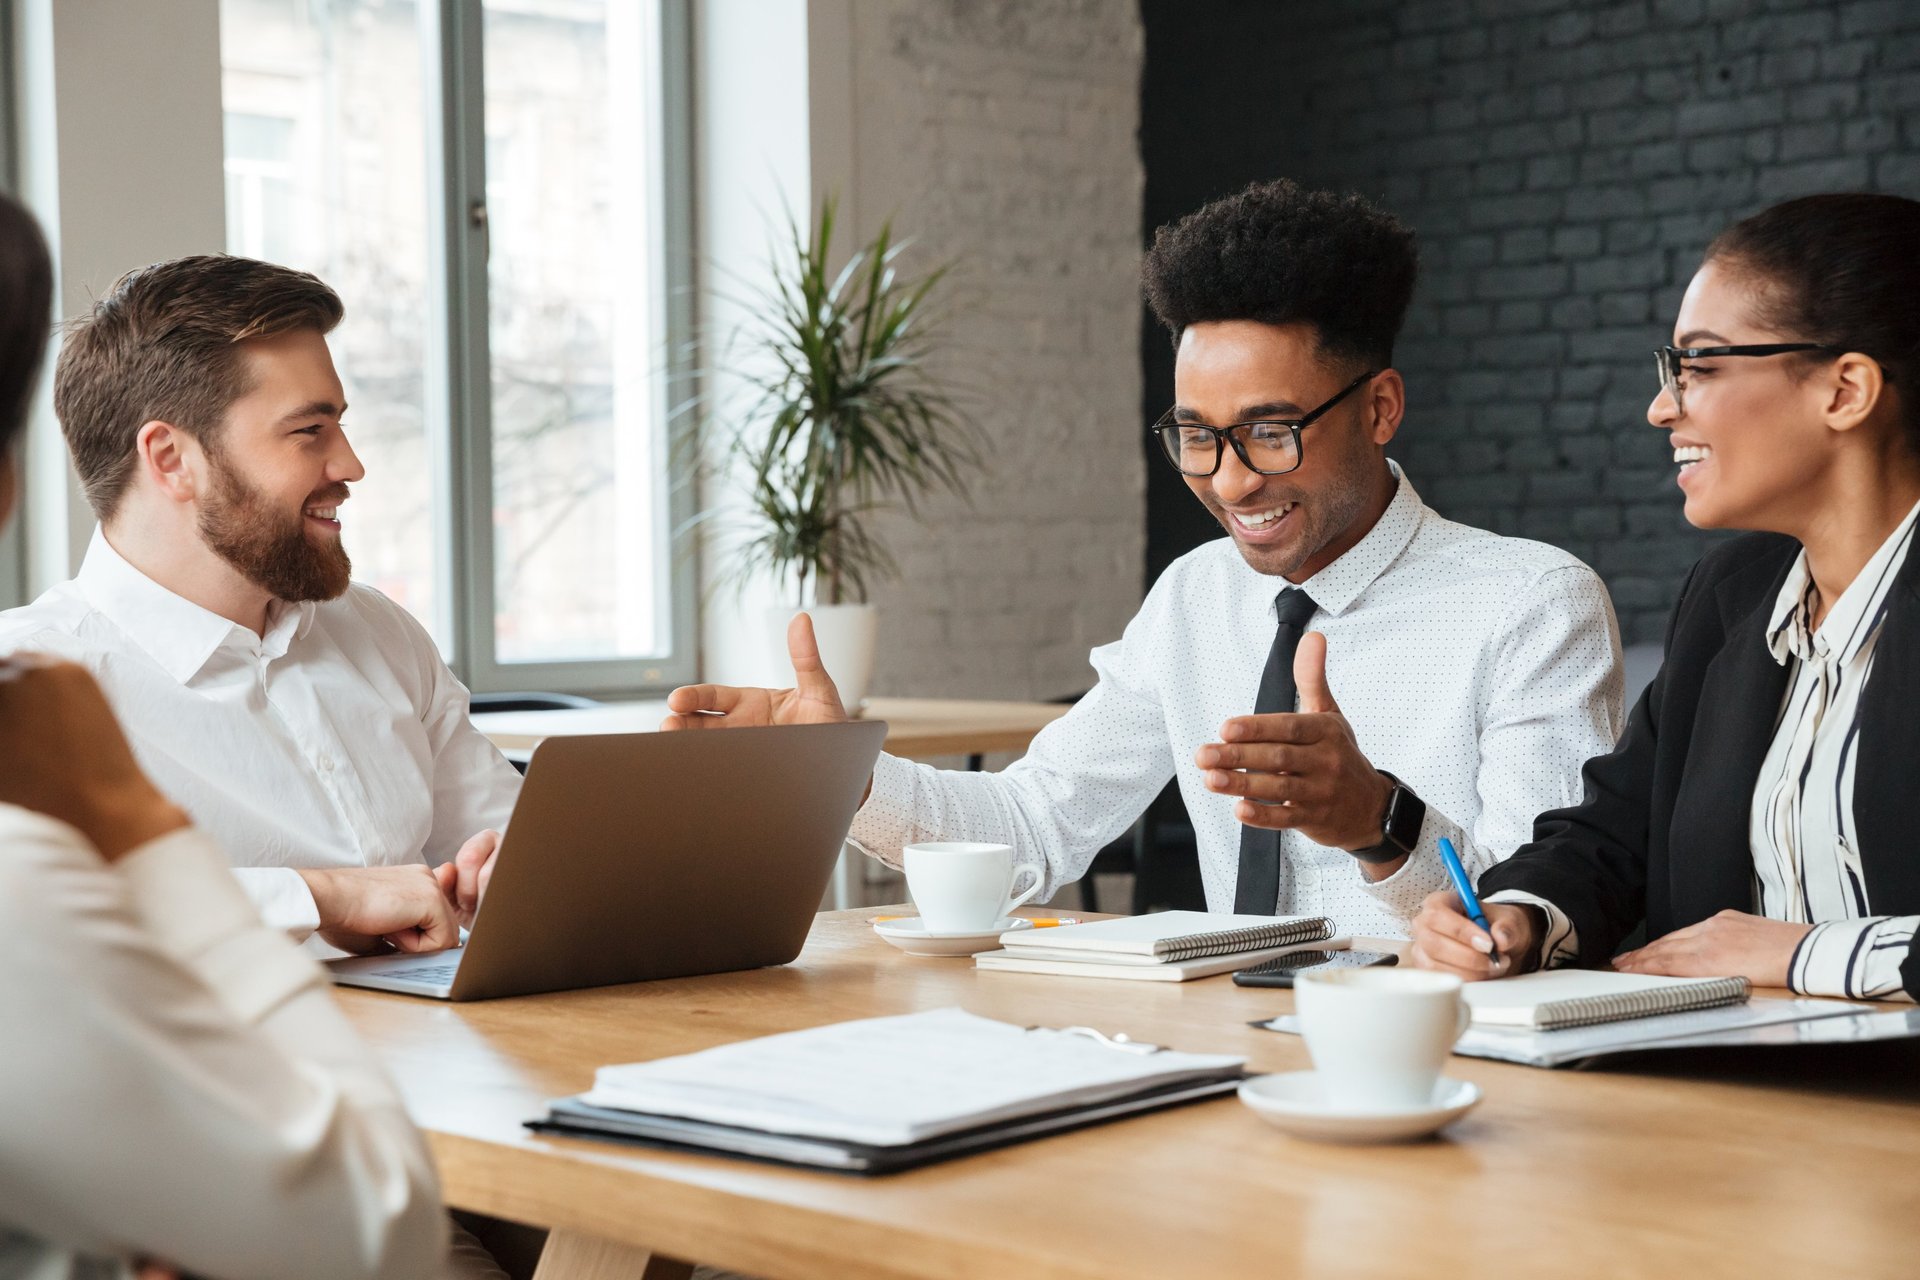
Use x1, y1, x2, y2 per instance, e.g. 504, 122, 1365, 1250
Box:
1409, 890, 1541, 981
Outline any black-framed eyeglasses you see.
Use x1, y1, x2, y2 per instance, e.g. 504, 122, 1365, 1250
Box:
1150, 370, 1376, 478
1653, 344, 1840, 416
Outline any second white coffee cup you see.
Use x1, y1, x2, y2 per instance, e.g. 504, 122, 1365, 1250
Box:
1294, 967, 1468, 1110
902, 841, 1041, 933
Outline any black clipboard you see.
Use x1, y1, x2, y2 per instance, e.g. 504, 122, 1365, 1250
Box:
527, 1068, 1247, 1175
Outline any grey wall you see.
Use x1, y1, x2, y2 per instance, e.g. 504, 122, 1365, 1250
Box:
832, 1, 1146, 700
1141, 0, 1920, 643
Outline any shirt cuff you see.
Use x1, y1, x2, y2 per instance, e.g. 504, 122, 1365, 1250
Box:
845, 752, 916, 870
1483, 890, 1581, 968
1787, 916, 1919, 1002
230, 866, 324, 942
115, 830, 327, 1022
1354, 806, 1472, 925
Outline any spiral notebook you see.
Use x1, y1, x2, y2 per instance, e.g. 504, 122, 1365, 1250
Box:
998, 911, 1334, 961
978, 912, 1338, 982
1461, 971, 1751, 1031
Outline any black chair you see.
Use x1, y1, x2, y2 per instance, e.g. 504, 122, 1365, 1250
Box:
469, 691, 603, 713
470, 692, 603, 773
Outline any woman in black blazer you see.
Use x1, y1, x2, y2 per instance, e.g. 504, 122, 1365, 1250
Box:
1411, 193, 1920, 1001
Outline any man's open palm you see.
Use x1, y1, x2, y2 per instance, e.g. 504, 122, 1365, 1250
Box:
662, 612, 849, 730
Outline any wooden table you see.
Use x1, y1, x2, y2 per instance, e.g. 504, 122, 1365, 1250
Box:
340, 907, 1920, 1280
473, 697, 1069, 763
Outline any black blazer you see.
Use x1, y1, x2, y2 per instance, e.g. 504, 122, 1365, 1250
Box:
1479, 531, 1920, 998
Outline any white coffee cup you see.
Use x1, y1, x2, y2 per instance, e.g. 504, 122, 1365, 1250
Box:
902, 842, 1042, 934
1294, 967, 1468, 1111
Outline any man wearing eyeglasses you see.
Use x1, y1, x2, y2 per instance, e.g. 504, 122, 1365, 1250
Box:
667, 179, 1624, 935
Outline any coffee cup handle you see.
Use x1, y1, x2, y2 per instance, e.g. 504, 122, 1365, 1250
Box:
1453, 999, 1470, 1043
1005, 865, 1043, 914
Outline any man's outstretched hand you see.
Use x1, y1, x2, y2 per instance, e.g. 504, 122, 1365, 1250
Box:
1196, 631, 1398, 864
663, 612, 850, 730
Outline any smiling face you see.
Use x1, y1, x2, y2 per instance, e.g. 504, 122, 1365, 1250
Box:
1655, 260, 1846, 533
1173, 320, 1398, 580
196, 328, 364, 601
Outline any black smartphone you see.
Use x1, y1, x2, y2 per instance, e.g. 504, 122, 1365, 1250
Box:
1231, 949, 1399, 987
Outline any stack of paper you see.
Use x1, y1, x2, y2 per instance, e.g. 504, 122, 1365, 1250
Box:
974, 910, 1338, 981
530, 1007, 1248, 1171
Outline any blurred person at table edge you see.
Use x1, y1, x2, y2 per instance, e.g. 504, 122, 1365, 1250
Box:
0, 194, 461, 1279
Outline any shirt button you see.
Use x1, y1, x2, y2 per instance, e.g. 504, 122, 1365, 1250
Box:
318, 755, 334, 772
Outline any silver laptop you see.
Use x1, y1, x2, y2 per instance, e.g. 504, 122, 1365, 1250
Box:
327, 720, 887, 1001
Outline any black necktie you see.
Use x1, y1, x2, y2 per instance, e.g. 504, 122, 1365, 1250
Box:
1233, 587, 1318, 915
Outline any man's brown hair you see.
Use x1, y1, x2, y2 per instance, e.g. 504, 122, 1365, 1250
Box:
54, 254, 344, 519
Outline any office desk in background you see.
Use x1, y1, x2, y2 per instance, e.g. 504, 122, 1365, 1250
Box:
339, 907, 1920, 1280
472, 697, 1069, 763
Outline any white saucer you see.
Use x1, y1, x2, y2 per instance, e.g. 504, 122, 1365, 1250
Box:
872, 916, 1035, 957
1237, 1071, 1481, 1144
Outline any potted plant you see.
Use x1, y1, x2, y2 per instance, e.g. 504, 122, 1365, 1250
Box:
710, 197, 982, 709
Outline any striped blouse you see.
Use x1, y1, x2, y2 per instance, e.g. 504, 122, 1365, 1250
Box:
1759, 499, 1920, 1001
1503, 499, 1920, 999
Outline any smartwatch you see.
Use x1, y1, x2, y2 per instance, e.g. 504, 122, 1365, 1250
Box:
1346, 771, 1425, 864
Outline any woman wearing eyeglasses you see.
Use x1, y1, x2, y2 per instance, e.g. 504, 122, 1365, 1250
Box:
1410, 191, 1920, 1001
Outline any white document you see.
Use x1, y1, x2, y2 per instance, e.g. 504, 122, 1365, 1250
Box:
1452, 999, 1866, 1066
1263, 998, 1868, 1068
582, 1007, 1245, 1146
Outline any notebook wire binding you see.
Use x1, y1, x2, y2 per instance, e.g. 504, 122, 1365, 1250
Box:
1151, 917, 1333, 961
1529, 975, 1751, 1030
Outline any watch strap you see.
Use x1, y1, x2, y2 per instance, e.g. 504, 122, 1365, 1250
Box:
1347, 771, 1425, 864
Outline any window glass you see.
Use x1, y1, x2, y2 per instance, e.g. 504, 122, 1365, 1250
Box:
220, 0, 441, 645
483, 0, 666, 663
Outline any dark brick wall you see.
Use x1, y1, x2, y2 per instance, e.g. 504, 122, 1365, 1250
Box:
1141, 0, 1920, 642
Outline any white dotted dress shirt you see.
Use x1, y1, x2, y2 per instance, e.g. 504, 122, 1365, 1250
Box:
849, 466, 1624, 939
0, 530, 523, 942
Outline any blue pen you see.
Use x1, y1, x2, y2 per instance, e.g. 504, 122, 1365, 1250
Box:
1436, 837, 1499, 965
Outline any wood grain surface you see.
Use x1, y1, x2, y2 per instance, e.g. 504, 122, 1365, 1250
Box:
339, 907, 1920, 1280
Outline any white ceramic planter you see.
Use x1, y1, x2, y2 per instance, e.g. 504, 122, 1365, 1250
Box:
767, 602, 879, 713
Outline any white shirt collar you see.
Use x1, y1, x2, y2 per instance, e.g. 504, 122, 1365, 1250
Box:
73, 528, 314, 684
1292, 460, 1424, 616
1766, 497, 1920, 668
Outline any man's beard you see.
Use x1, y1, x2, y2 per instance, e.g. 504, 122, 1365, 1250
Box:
198, 454, 352, 602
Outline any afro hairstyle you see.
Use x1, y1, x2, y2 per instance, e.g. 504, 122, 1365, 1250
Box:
1142, 178, 1418, 371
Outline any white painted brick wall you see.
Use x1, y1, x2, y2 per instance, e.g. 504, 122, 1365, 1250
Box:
838, 0, 1145, 701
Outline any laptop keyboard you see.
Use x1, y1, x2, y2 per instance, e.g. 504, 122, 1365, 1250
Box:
395, 961, 463, 984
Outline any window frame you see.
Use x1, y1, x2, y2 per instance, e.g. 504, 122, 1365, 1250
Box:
422, 0, 701, 695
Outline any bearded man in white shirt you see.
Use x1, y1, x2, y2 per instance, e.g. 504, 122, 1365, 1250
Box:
0, 254, 521, 952
666, 179, 1626, 938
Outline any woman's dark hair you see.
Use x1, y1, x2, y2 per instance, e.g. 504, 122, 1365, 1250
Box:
1142, 178, 1418, 370
0, 192, 54, 457
1707, 192, 1920, 441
